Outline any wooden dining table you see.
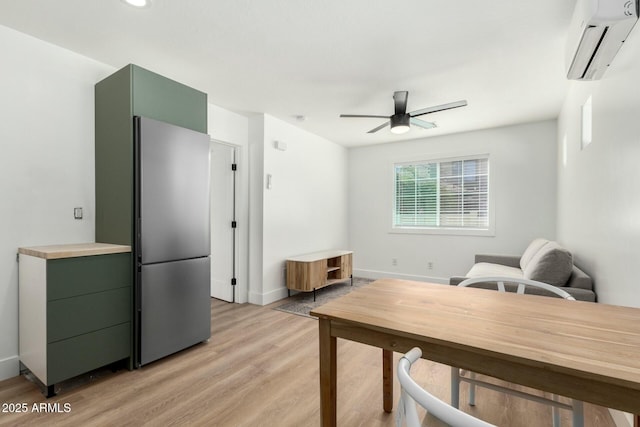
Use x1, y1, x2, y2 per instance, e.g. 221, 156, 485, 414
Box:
310, 278, 640, 427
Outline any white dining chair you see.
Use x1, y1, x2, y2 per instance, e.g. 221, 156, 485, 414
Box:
451, 276, 584, 427
397, 347, 496, 427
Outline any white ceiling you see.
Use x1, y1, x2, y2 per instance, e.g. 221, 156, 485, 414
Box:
0, 0, 576, 147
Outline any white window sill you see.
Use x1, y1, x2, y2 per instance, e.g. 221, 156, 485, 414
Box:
389, 226, 495, 237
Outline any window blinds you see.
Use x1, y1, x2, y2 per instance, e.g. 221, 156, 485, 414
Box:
394, 157, 489, 229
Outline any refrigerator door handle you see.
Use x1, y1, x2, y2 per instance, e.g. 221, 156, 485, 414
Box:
136, 217, 142, 263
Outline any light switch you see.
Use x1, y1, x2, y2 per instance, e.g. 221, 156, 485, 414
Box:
74, 207, 83, 220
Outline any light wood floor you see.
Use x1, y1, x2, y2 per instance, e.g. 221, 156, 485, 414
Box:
0, 298, 616, 426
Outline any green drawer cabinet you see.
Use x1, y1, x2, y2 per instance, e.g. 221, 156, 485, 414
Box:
18, 244, 132, 397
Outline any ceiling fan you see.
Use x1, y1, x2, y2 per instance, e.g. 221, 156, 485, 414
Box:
340, 91, 467, 134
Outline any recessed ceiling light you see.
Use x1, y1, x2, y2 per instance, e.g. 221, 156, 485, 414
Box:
121, 0, 151, 8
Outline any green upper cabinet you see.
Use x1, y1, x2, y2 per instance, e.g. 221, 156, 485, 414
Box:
131, 66, 207, 133
95, 64, 207, 246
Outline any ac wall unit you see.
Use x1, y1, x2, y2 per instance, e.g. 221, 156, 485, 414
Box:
566, 0, 639, 80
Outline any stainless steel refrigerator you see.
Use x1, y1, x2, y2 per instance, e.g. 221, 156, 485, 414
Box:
134, 116, 211, 366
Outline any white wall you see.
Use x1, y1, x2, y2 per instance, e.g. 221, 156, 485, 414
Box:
348, 120, 558, 282
0, 25, 114, 380
248, 114, 349, 304
248, 115, 265, 304
557, 27, 640, 309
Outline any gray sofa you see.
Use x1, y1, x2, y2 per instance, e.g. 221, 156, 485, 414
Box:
449, 238, 596, 302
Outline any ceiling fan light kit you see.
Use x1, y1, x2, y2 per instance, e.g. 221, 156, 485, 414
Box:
121, 0, 151, 8
390, 114, 410, 134
340, 91, 467, 135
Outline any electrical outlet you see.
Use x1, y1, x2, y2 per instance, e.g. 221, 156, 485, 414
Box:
427, 261, 433, 270
391, 258, 398, 266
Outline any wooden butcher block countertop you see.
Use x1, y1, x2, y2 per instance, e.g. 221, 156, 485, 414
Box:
18, 243, 131, 260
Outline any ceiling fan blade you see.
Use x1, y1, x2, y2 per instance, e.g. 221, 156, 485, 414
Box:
410, 117, 437, 130
367, 121, 390, 133
340, 114, 390, 119
409, 100, 468, 118
393, 91, 408, 115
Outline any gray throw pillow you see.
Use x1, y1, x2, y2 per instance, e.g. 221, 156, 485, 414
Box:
523, 242, 573, 287
519, 238, 550, 270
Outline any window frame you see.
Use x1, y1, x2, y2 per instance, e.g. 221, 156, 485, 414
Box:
389, 153, 495, 236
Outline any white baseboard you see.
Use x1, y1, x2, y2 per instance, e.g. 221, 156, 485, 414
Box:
609, 409, 633, 427
249, 287, 289, 306
248, 290, 263, 305
250, 271, 448, 306
0, 355, 20, 381
353, 268, 448, 285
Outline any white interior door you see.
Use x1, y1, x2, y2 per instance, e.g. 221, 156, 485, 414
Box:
210, 141, 236, 302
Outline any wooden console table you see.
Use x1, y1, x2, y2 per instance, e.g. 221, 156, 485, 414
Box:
286, 250, 353, 301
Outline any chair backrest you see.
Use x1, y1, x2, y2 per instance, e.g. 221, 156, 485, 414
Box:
396, 347, 496, 427
457, 276, 576, 301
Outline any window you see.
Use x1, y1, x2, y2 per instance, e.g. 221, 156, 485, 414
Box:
393, 156, 490, 231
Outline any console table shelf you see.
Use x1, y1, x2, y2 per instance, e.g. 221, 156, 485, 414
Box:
286, 250, 353, 301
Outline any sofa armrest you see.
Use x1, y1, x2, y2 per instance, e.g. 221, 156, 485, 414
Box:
565, 265, 593, 290
474, 254, 521, 268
